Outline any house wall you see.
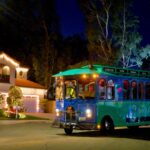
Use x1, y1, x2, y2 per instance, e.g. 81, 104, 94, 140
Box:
0, 53, 47, 113
20, 87, 47, 99
0, 83, 13, 92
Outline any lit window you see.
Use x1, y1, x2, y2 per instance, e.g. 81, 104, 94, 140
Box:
78, 79, 95, 99
55, 78, 63, 100
123, 80, 130, 100
145, 82, 150, 99
98, 79, 106, 100
2, 66, 10, 75
131, 81, 137, 99
107, 79, 115, 100
138, 82, 144, 99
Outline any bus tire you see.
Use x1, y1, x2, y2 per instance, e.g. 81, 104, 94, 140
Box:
64, 126, 73, 135
101, 117, 114, 134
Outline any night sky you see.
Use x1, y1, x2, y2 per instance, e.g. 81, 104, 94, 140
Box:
56, 0, 85, 37
56, 0, 150, 46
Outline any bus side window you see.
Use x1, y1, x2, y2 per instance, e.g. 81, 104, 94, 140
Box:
55, 79, 63, 100
138, 82, 144, 100
123, 80, 130, 100
107, 80, 115, 100
131, 81, 137, 100
98, 79, 106, 100
145, 82, 150, 99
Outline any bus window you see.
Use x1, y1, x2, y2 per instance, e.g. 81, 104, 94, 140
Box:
78, 80, 95, 99
107, 80, 115, 100
55, 78, 63, 100
98, 79, 106, 100
65, 80, 77, 99
131, 81, 137, 99
123, 80, 130, 100
145, 82, 150, 99
138, 82, 144, 100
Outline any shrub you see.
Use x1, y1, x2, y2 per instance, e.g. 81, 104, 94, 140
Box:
0, 109, 5, 117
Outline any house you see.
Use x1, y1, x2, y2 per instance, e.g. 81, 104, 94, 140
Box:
0, 52, 47, 112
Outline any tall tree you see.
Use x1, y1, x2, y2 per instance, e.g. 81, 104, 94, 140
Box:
78, 0, 150, 68
0, 0, 60, 87
112, 0, 141, 68
79, 0, 118, 65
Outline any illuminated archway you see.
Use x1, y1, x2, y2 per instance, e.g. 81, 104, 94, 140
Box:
2, 66, 10, 75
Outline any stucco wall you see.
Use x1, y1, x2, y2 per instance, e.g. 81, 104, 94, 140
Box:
45, 101, 56, 113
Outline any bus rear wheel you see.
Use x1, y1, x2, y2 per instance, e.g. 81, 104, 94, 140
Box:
64, 126, 73, 135
101, 117, 114, 134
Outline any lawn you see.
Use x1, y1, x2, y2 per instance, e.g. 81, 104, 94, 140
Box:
0, 113, 49, 120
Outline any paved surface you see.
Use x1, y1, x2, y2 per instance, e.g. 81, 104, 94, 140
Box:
0, 121, 150, 150
25, 112, 55, 120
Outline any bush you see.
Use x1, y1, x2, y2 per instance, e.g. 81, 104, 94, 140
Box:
0, 109, 5, 117
40, 99, 48, 113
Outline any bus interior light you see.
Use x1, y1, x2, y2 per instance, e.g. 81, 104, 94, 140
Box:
93, 74, 98, 78
82, 74, 87, 79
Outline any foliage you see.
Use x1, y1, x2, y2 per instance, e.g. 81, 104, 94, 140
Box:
0, 109, 5, 117
7, 86, 23, 106
78, 0, 119, 65
39, 99, 48, 113
7, 86, 23, 119
0, 92, 4, 105
78, 0, 150, 68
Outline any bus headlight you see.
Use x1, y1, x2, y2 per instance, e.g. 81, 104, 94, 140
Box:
56, 109, 60, 117
86, 109, 92, 118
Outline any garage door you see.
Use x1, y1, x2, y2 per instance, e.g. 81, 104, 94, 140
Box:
23, 95, 39, 112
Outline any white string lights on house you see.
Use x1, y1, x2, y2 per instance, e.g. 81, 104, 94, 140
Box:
0, 53, 19, 67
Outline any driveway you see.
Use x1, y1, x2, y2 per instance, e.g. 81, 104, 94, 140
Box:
0, 121, 150, 150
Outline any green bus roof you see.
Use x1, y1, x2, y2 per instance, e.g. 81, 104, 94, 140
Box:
53, 64, 150, 78
53, 67, 101, 77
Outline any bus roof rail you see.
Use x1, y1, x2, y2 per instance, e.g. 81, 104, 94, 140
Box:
53, 64, 150, 78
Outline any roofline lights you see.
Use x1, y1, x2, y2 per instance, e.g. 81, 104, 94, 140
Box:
0, 53, 19, 67
16, 67, 29, 72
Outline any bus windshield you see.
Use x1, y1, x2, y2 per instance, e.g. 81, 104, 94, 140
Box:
65, 80, 77, 99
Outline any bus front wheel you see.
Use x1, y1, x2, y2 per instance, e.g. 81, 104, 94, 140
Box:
101, 117, 114, 134
64, 126, 73, 135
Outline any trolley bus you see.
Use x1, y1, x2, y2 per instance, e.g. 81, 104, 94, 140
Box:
53, 65, 150, 134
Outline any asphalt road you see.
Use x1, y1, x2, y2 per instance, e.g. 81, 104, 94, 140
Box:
0, 120, 150, 150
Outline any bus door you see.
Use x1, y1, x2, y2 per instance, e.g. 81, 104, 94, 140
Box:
77, 78, 96, 123
63, 80, 78, 123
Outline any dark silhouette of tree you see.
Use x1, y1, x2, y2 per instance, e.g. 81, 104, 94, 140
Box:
0, 0, 60, 87
56, 35, 88, 71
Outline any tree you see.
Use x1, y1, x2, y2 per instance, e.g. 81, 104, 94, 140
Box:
112, 0, 148, 68
78, 0, 150, 68
7, 86, 23, 119
0, 93, 5, 108
0, 0, 61, 87
79, 0, 119, 65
